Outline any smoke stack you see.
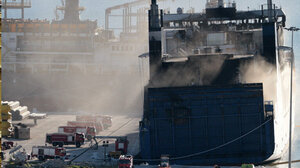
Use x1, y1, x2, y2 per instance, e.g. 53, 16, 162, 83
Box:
148, 0, 162, 82
267, 0, 273, 22
206, 0, 224, 9
218, 0, 224, 8
64, 0, 80, 23
149, 0, 160, 30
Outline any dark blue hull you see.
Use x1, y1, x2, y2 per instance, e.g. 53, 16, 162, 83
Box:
139, 83, 275, 165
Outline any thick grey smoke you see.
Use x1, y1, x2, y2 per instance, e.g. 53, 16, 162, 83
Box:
151, 56, 226, 87
2, 2, 150, 118
239, 56, 277, 101
239, 55, 294, 122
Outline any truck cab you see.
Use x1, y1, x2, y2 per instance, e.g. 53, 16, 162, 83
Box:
118, 155, 133, 168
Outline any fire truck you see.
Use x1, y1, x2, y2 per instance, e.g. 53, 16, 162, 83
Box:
58, 126, 96, 140
31, 146, 66, 161
2, 141, 14, 150
97, 115, 112, 128
118, 155, 133, 168
46, 133, 84, 148
115, 138, 129, 154
67, 121, 103, 133
76, 115, 112, 129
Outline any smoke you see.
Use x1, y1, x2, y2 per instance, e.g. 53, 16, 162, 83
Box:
3, 52, 147, 118
239, 54, 294, 122
239, 56, 277, 101
151, 55, 226, 87
2, 12, 150, 118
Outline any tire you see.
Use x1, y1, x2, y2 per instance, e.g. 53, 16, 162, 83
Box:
38, 156, 44, 161
59, 142, 63, 147
86, 135, 92, 141
52, 142, 57, 146
76, 142, 81, 148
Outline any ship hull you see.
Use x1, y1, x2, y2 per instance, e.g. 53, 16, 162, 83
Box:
139, 83, 279, 165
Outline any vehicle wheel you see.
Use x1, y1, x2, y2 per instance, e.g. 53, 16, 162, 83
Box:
59, 142, 63, 147
38, 156, 44, 161
52, 142, 57, 146
86, 135, 92, 141
76, 143, 81, 148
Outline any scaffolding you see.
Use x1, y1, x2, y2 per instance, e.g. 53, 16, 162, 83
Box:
105, 0, 169, 33
2, 0, 32, 19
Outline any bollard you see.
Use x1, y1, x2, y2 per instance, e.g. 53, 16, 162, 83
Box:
34, 118, 37, 125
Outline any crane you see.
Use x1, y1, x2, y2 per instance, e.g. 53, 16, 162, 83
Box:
105, 0, 174, 32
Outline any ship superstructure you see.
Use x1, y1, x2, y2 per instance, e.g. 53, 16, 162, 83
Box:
2, 0, 97, 73
2, 0, 169, 74
1, 0, 153, 112
140, 0, 292, 165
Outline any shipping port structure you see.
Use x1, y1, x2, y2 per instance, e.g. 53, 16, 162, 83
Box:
1, 0, 160, 74
1, 0, 154, 112
139, 0, 293, 166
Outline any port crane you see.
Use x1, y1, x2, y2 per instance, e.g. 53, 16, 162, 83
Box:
105, 0, 174, 33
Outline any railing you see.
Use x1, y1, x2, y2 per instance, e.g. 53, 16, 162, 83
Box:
3, 0, 31, 8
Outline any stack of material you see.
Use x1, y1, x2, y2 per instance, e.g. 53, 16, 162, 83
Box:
2, 101, 31, 121
14, 124, 30, 140
28, 113, 47, 119
12, 106, 30, 120
1, 104, 13, 137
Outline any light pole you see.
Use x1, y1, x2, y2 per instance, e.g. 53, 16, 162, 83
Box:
284, 26, 300, 168
102, 140, 109, 162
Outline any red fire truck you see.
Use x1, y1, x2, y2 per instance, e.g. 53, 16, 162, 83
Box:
67, 121, 103, 133
76, 115, 112, 129
58, 126, 96, 140
115, 138, 129, 154
1, 141, 14, 150
31, 146, 66, 161
46, 133, 84, 148
99, 115, 112, 128
118, 155, 134, 168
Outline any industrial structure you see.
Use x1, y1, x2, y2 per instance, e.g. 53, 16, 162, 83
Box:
2, 0, 32, 19
139, 0, 292, 165
2, 0, 169, 74
1, 0, 156, 112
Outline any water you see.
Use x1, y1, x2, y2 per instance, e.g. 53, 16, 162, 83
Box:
2, 0, 300, 167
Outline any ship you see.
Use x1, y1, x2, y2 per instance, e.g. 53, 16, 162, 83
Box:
1, 0, 155, 113
139, 0, 294, 165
